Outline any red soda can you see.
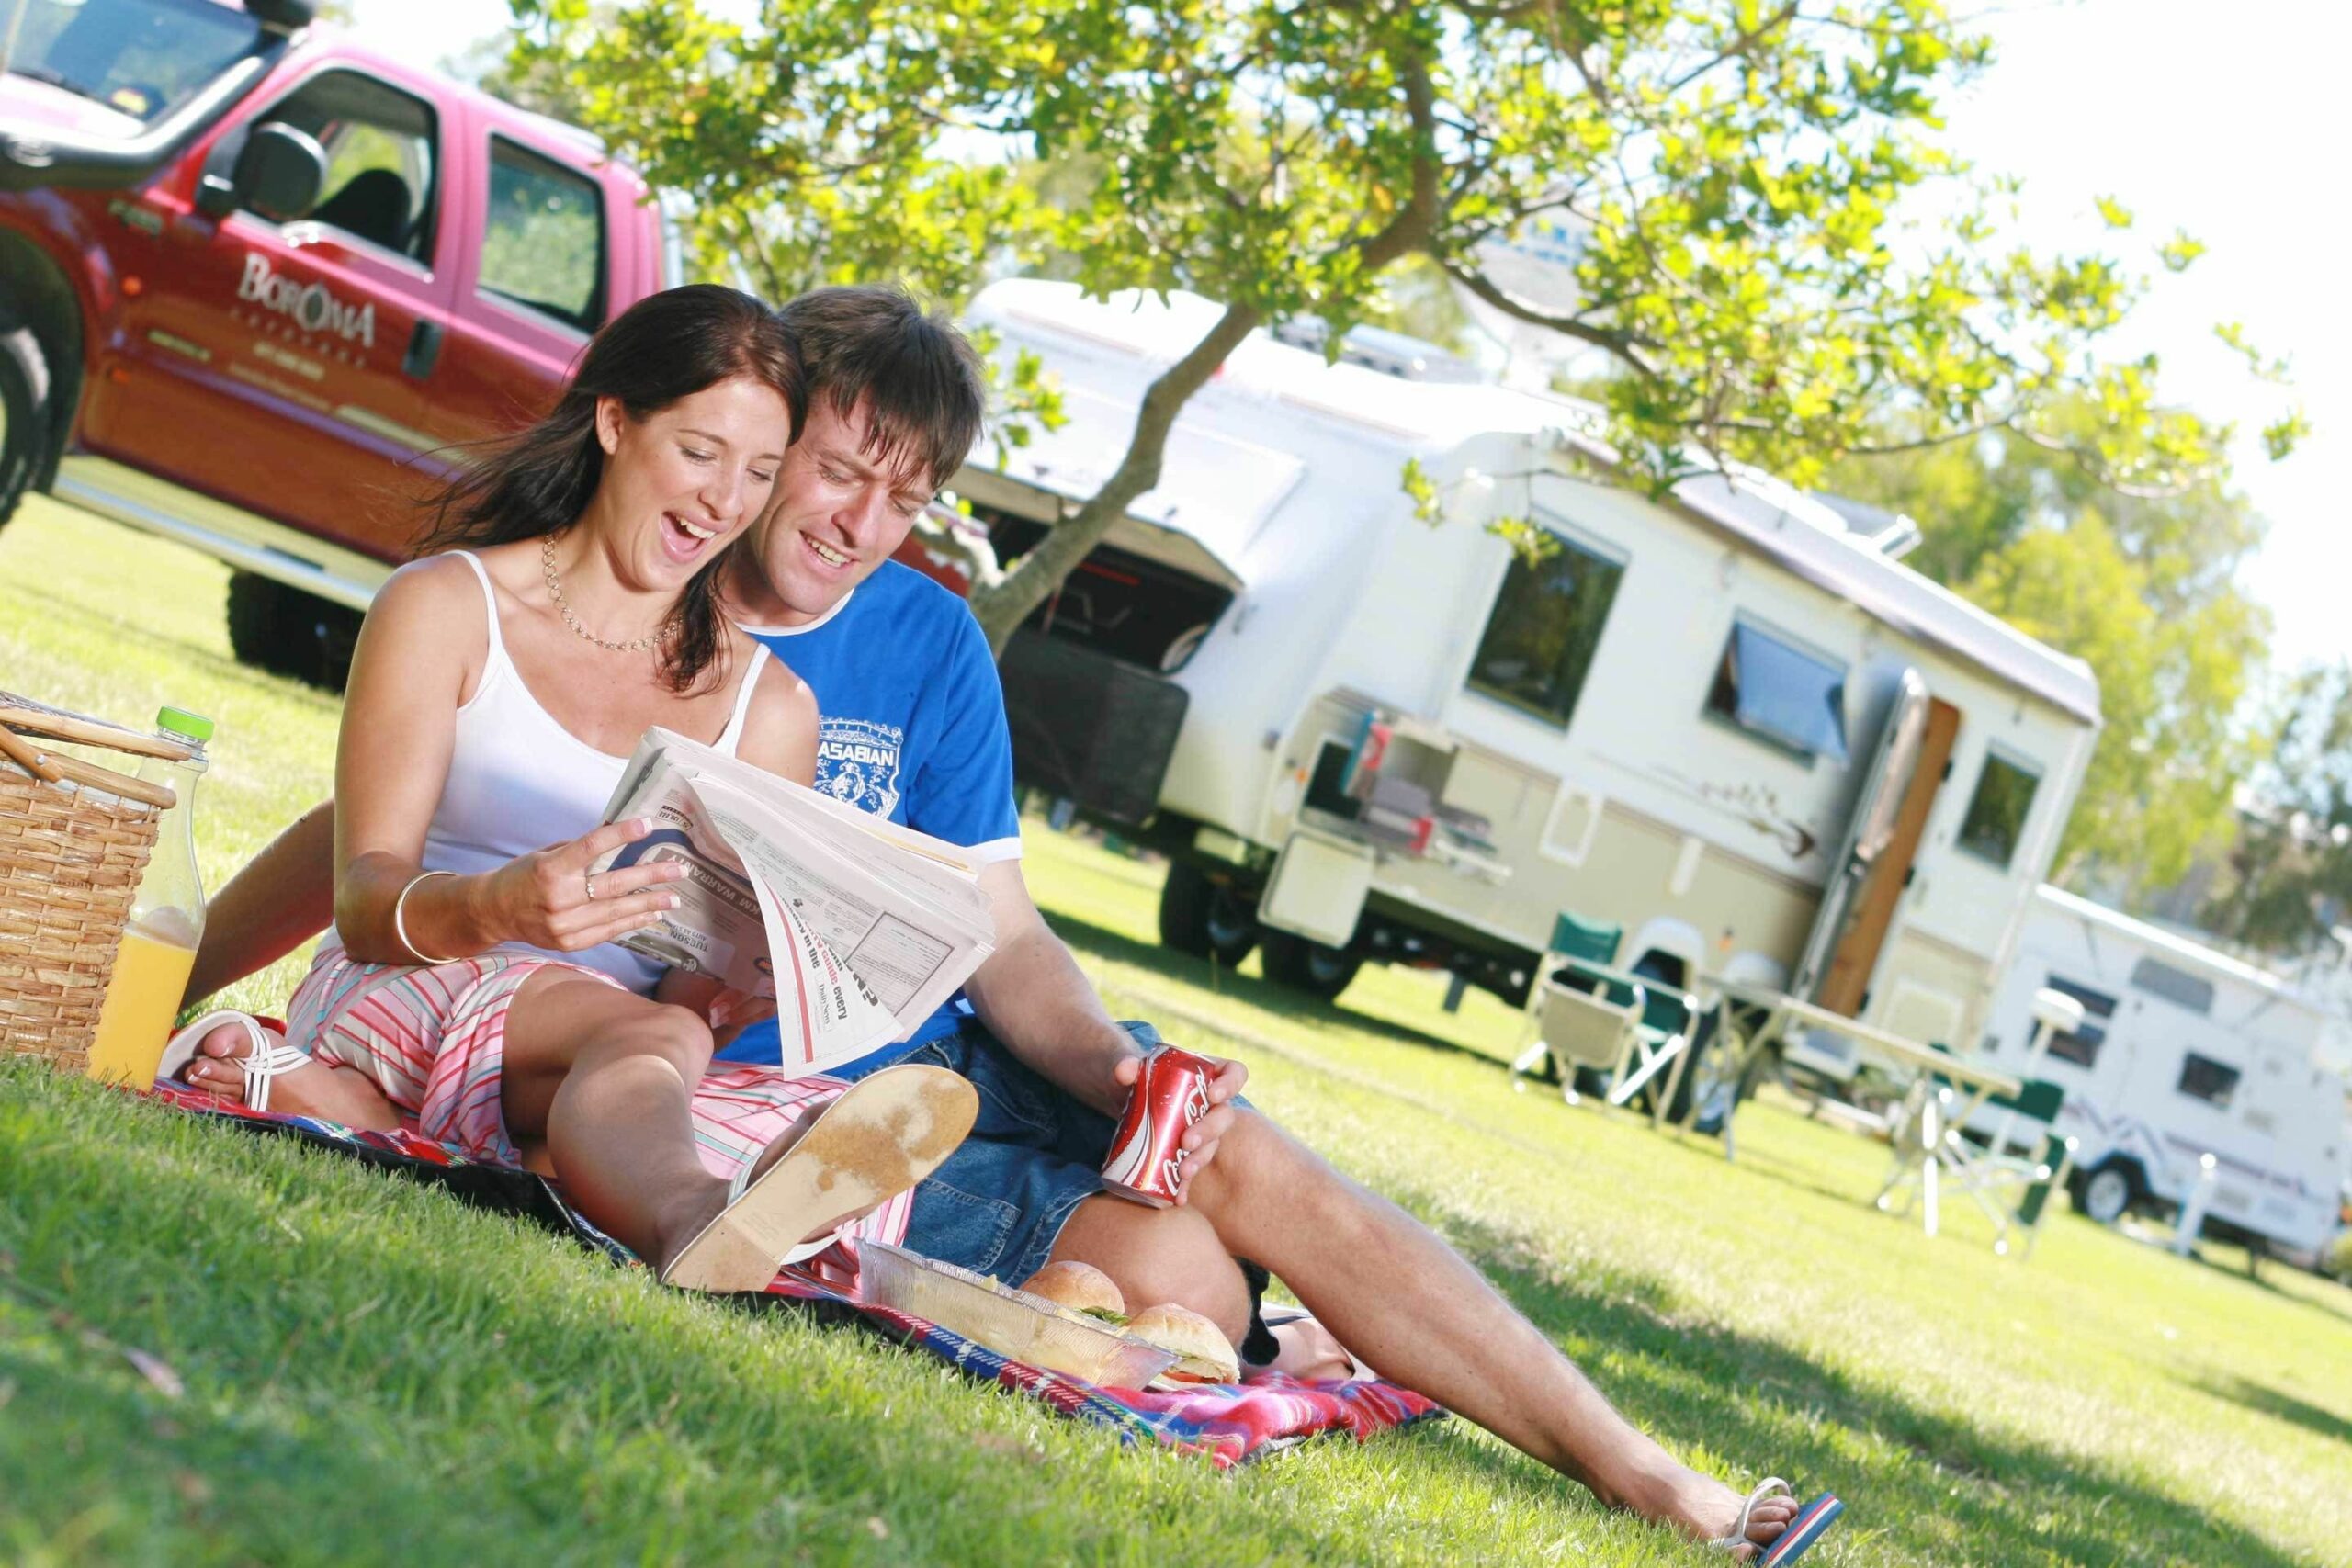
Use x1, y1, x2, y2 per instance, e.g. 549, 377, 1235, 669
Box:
1101, 1045, 1216, 1207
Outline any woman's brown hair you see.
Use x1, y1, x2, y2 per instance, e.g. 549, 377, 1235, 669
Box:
415, 284, 805, 691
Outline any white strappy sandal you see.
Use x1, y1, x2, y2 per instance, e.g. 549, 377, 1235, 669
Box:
1714, 1479, 1845, 1564
155, 1010, 315, 1113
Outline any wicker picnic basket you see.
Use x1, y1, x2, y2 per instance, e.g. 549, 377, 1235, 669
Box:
0, 692, 192, 1073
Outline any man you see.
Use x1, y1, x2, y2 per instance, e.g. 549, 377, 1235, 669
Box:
186, 285, 1807, 1560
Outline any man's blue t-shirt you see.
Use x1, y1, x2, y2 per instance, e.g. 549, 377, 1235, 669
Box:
713, 561, 1021, 1067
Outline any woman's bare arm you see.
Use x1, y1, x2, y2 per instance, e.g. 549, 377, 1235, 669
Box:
183, 800, 337, 1007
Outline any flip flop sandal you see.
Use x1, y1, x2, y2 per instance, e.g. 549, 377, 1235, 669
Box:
660, 1064, 978, 1294
155, 1010, 315, 1113
1715, 1479, 1844, 1565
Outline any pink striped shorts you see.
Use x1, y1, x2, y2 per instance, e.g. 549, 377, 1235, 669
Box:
282, 946, 913, 1251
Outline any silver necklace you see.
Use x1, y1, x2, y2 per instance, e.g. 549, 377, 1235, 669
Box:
540, 535, 662, 654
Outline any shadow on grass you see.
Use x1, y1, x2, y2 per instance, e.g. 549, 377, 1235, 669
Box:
0, 577, 340, 713
1011, 918, 2310, 1563
1044, 907, 1510, 1071
1380, 1205, 2313, 1568
2181, 1371, 2352, 1450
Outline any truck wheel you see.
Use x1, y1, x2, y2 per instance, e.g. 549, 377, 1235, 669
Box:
1158, 861, 1258, 967
0, 328, 52, 533
2074, 1158, 2143, 1226
226, 573, 360, 690
1261, 929, 1362, 1002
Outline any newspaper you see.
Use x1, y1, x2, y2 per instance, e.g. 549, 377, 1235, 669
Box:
589, 727, 997, 1071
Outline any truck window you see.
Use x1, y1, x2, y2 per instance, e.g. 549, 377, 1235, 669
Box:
1955, 748, 2041, 869
246, 70, 439, 265
2130, 956, 2216, 1015
10, 0, 258, 124
2041, 976, 2117, 1067
1702, 619, 1849, 764
1464, 525, 1624, 729
2177, 1052, 2241, 1110
480, 137, 606, 333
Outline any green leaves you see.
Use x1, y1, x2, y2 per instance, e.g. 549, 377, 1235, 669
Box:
501, 0, 2294, 647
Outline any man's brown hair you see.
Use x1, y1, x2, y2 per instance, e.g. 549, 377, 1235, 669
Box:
775, 285, 986, 492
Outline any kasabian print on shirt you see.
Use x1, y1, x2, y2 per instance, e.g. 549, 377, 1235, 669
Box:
816, 716, 905, 818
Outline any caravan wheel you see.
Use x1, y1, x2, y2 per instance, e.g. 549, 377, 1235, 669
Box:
1261, 930, 1362, 1002
1158, 861, 1259, 966
2075, 1160, 2143, 1226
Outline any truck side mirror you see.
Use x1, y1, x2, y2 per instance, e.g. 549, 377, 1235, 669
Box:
232, 122, 329, 222
244, 0, 320, 33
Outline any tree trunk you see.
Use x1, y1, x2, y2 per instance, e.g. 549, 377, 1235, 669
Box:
967, 301, 1262, 657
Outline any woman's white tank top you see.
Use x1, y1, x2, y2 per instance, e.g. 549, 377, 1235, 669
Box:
326, 548, 770, 994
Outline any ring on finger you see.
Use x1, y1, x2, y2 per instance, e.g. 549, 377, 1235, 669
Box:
583, 870, 598, 902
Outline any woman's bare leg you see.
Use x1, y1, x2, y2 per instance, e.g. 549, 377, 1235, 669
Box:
492, 972, 752, 1270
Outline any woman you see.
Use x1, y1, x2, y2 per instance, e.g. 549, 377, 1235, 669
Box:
165, 284, 975, 1291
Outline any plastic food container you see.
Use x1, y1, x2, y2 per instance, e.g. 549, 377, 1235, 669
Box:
854, 1242, 1181, 1389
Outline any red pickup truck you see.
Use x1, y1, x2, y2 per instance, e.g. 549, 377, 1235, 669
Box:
1, 0, 675, 681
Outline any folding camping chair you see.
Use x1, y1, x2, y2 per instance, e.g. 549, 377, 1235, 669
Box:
1510, 912, 1622, 1081
1875, 1066, 2078, 1258
1937, 1077, 2080, 1258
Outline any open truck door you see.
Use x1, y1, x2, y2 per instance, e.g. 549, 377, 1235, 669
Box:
1792, 667, 1962, 1019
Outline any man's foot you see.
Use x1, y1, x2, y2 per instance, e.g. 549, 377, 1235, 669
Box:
1623, 1461, 1800, 1561
177, 1021, 402, 1130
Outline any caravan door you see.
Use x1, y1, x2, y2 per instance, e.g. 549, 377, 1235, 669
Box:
1793, 670, 1962, 1015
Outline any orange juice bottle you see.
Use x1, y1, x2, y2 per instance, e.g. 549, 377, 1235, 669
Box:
86, 707, 212, 1086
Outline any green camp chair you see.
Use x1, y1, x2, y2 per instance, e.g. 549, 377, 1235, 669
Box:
1528, 954, 1703, 1126
1510, 913, 1623, 1080
1880, 1070, 2077, 1258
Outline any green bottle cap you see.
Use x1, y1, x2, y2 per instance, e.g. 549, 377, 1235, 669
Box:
156, 706, 214, 744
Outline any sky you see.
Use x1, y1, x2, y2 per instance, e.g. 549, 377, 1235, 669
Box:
349, 0, 2346, 672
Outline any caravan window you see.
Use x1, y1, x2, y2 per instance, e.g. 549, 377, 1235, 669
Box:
1956, 750, 2041, 869
2177, 1053, 2241, 1110
2041, 976, 2117, 1068
2130, 956, 2215, 1015
1465, 527, 1625, 729
1703, 620, 1849, 763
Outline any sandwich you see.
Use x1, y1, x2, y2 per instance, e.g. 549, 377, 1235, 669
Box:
1124, 1303, 1240, 1385
1018, 1261, 1130, 1325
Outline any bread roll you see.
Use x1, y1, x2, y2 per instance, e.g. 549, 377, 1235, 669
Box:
1018, 1260, 1126, 1318
1125, 1303, 1240, 1384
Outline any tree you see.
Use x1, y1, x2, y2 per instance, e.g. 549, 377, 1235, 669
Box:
2199, 665, 2352, 957
506, 0, 2294, 653
1829, 415, 2268, 893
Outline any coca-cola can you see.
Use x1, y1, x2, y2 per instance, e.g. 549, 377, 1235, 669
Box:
1100, 1045, 1216, 1207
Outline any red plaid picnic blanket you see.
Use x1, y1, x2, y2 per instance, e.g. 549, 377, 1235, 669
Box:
149, 1082, 1446, 1468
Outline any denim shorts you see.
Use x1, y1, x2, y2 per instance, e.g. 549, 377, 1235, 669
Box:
842, 1018, 1276, 1357
829, 1019, 1150, 1284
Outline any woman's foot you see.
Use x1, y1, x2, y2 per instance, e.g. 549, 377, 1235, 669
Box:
658, 1065, 978, 1292
176, 1020, 402, 1130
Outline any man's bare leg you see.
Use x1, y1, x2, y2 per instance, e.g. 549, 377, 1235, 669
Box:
1046, 1193, 1254, 1345
1182, 1110, 1797, 1558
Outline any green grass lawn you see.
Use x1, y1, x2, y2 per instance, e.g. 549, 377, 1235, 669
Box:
4, 498, 2350, 1566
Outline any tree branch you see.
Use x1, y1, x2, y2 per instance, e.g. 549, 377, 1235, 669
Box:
1441, 259, 1657, 372
967, 302, 1264, 653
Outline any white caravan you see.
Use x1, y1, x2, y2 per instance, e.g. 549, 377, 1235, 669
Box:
956, 280, 2101, 1077
1972, 886, 2352, 1258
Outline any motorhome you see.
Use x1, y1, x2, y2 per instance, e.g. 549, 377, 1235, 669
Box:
1971, 886, 2352, 1258
956, 280, 2102, 1077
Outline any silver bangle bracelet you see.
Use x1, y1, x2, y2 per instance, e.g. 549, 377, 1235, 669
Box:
392, 869, 463, 965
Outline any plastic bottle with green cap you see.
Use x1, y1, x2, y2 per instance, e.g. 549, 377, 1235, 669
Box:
86, 707, 214, 1086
